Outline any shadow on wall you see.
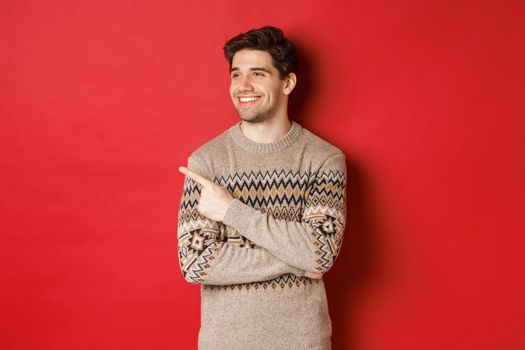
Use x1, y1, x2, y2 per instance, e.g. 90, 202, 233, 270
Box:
288, 39, 313, 125
327, 157, 381, 350
290, 37, 383, 350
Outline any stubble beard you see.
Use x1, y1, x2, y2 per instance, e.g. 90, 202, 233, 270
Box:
237, 110, 270, 123
236, 103, 277, 124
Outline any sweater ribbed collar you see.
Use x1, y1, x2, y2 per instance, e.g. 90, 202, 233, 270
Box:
228, 120, 303, 154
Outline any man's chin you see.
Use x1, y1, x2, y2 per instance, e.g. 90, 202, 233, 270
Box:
237, 113, 266, 123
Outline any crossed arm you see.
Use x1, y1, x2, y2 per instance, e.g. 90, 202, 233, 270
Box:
177, 152, 347, 285
178, 165, 323, 280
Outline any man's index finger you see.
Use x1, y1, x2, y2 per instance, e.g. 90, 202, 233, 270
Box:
179, 166, 214, 187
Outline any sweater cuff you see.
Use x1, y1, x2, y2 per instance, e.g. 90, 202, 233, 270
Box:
223, 198, 258, 236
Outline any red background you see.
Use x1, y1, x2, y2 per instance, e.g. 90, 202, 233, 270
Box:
1, 0, 524, 349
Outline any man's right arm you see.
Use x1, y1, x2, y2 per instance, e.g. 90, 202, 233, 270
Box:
177, 153, 307, 285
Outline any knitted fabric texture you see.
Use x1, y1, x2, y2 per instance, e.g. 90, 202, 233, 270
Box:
177, 121, 347, 350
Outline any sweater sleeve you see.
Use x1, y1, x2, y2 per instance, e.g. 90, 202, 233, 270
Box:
177, 153, 306, 285
222, 152, 347, 274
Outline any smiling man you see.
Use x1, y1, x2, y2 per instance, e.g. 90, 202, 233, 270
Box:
177, 26, 347, 350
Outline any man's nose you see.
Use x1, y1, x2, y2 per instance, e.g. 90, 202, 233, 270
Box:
237, 76, 253, 92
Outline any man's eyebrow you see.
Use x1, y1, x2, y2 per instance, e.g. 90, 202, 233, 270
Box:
249, 67, 272, 73
230, 67, 272, 73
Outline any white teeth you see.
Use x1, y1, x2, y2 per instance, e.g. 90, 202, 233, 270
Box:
239, 97, 259, 102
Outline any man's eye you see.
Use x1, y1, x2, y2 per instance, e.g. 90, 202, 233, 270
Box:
253, 72, 264, 77
231, 73, 239, 79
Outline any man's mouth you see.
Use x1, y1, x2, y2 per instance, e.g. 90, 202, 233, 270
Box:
238, 96, 261, 106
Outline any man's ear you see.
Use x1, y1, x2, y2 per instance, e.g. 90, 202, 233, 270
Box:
283, 73, 297, 95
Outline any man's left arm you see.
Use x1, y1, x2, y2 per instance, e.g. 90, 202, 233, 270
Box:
223, 152, 347, 274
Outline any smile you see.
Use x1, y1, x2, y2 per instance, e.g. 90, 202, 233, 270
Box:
238, 96, 261, 105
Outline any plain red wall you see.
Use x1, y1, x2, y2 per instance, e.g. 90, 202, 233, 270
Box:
1, 0, 524, 349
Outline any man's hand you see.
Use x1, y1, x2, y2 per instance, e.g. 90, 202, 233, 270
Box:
179, 166, 234, 222
304, 271, 323, 280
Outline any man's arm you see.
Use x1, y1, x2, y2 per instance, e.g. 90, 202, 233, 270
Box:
222, 152, 347, 274
177, 153, 306, 285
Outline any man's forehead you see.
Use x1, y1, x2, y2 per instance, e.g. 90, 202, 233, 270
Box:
230, 49, 275, 71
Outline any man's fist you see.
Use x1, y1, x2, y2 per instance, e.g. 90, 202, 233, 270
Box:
179, 166, 234, 222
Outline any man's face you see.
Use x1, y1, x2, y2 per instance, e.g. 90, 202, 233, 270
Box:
229, 49, 289, 123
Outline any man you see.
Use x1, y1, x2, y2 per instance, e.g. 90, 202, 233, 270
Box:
177, 26, 347, 350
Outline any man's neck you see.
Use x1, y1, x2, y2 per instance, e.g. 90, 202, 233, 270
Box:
239, 117, 292, 144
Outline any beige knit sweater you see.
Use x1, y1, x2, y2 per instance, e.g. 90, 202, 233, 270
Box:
177, 121, 347, 350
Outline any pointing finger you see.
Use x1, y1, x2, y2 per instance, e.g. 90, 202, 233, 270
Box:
179, 166, 214, 187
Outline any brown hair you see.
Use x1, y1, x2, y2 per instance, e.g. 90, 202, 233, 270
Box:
223, 26, 299, 79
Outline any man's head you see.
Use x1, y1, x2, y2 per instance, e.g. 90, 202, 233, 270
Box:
223, 26, 298, 123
